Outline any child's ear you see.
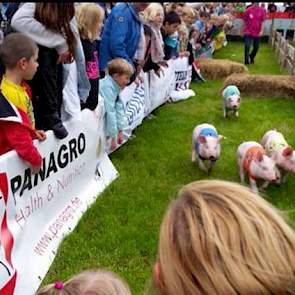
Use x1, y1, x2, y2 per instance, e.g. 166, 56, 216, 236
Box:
18, 57, 28, 70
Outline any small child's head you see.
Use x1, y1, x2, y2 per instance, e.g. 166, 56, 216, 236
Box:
107, 58, 134, 89
76, 3, 105, 42
153, 180, 295, 295
37, 269, 131, 295
163, 11, 182, 35
143, 3, 164, 28
199, 10, 210, 23
0, 33, 38, 81
181, 6, 196, 26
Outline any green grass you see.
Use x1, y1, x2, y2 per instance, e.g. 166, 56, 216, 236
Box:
43, 41, 295, 294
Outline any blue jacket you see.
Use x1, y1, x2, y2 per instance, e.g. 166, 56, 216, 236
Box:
100, 75, 125, 138
99, 3, 142, 71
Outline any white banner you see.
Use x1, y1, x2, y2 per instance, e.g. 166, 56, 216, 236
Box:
120, 75, 147, 136
170, 57, 195, 102
0, 98, 118, 295
148, 61, 175, 112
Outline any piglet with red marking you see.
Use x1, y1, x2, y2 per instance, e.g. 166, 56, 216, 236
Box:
237, 141, 280, 193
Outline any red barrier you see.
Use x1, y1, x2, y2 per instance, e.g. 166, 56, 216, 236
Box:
234, 12, 295, 19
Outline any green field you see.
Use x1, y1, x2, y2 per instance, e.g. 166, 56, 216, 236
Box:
43, 41, 295, 294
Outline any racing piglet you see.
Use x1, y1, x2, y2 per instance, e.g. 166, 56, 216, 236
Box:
222, 85, 241, 118
192, 123, 224, 173
237, 141, 280, 194
261, 130, 295, 183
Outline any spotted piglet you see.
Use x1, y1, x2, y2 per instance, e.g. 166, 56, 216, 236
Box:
222, 85, 241, 118
261, 130, 295, 184
192, 123, 224, 173
237, 141, 280, 194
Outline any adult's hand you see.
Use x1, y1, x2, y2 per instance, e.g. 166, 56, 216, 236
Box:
57, 50, 73, 64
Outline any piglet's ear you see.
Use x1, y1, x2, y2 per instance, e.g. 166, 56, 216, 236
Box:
283, 147, 293, 157
218, 135, 225, 142
257, 153, 264, 162
198, 135, 206, 143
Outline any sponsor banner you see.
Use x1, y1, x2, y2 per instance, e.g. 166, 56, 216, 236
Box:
0, 103, 118, 295
148, 60, 175, 112
120, 75, 147, 136
170, 57, 195, 102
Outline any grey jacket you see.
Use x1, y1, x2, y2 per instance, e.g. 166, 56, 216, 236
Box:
11, 2, 90, 102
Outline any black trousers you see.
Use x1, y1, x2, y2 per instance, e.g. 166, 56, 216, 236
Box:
244, 35, 260, 64
28, 45, 63, 131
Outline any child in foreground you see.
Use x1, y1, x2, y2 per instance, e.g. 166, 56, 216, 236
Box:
99, 58, 133, 151
0, 33, 46, 172
150, 179, 295, 295
37, 268, 131, 295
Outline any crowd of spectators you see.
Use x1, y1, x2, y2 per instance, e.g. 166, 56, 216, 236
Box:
0, 2, 239, 169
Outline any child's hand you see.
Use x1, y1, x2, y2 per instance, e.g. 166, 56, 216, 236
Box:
117, 131, 123, 145
158, 61, 169, 68
110, 138, 117, 151
134, 76, 143, 86
155, 67, 164, 78
57, 50, 73, 64
30, 164, 41, 174
35, 129, 46, 141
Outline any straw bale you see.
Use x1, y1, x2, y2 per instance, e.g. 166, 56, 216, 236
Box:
198, 59, 248, 80
223, 74, 295, 98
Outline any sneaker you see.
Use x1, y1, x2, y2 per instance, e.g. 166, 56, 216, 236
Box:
51, 122, 68, 139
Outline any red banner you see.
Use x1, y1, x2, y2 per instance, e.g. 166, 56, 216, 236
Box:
234, 12, 295, 19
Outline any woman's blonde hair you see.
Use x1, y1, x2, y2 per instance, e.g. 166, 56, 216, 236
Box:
37, 269, 131, 295
155, 180, 295, 295
142, 3, 164, 23
76, 3, 104, 42
182, 6, 196, 18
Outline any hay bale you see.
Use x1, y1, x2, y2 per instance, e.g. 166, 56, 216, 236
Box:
198, 59, 248, 80
223, 74, 295, 98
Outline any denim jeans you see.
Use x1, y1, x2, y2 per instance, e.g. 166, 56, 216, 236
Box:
244, 35, 260, 64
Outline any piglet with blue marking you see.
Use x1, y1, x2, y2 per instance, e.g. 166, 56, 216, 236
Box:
222, 85, 241, 118
191, 123, 224, 173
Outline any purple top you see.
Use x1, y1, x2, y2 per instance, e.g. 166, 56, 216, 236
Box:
243, 5, 266, 37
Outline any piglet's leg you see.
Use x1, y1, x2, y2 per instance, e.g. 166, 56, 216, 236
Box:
197, 157, 208, 173
238, 162, 245, 184
260, 181, 269, 190
223, 107, 227, 118
280, 170, 287, 184
235, 110, 239, 117
249, 177, 259, 194
192, 146, 196, 162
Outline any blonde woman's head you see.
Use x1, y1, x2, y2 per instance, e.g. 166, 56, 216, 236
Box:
76, 3, 105, 42
143, 3, 164, 27
154, 180, 295, 295
181, 6, 196, 26
37, 269, 131, 295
